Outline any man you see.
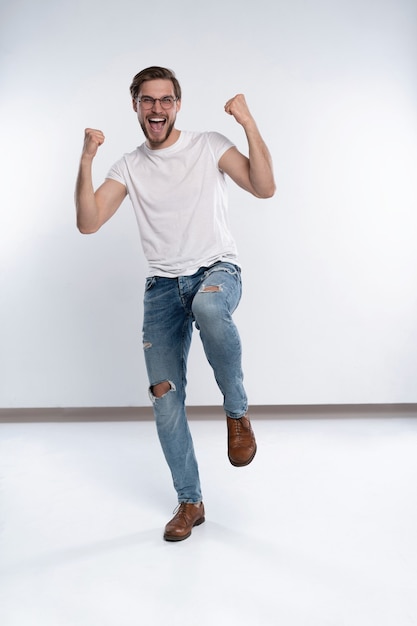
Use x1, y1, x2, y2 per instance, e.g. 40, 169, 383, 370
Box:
75, 66, 275, 542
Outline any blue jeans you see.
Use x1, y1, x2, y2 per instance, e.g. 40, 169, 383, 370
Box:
142, 262, 248, 503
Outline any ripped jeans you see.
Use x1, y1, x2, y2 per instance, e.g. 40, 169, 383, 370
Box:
142, 262, 248, 503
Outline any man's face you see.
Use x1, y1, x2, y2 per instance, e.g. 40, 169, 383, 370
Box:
133, 78, 181, 149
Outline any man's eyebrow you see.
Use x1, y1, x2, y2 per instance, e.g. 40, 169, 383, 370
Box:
140, 94, 175, 98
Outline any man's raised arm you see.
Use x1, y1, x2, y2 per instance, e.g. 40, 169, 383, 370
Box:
75, 128, 126, 234
219, 94, 276, 199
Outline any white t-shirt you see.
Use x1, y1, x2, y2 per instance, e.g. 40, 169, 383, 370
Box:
106, 130, 239, 277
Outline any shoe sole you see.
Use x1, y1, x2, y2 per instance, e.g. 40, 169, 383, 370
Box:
163, 516, 205, 542
228, 444, 257, 467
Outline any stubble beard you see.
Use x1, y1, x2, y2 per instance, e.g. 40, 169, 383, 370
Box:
140, 119, 176, 148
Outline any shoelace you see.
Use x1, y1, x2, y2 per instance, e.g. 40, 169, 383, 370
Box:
172, 503, 185, 516
171, 502, 198, 518
230, 417, 244, 439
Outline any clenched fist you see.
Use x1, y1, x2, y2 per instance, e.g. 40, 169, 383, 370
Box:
224, 94, 253, 127
82, 128, 105, 158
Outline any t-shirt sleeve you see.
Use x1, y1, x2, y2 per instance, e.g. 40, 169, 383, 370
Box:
106, 158, 126, 186
207, 132, 235, 164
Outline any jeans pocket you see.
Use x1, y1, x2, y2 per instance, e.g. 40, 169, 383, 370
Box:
145, 276, 157, 292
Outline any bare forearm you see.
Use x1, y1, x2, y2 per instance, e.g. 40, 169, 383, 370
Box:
75, 156, 101, 234
244, 121, 276, 198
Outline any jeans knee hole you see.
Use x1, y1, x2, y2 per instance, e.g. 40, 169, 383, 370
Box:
149, 380, 176, 401
199, 284, 223, 293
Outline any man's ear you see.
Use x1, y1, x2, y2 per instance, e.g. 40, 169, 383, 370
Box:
176, 99, 182, 113
132, 98, 138, 112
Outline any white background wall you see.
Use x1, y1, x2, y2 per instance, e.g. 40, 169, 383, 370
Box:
1, 0, 416, 408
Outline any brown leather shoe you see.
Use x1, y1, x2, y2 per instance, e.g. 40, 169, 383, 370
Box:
163, 502, 205, 542
227, 415, 257, 467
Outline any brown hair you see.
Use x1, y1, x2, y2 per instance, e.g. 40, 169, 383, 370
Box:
129, 66, 182, 101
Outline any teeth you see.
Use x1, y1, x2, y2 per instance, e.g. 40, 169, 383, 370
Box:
150, 118, 165, 122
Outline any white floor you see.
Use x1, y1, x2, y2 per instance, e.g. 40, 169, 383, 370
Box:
1, 408, 417, 626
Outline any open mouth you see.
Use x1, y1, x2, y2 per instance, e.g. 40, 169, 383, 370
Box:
148, 117, 167, 132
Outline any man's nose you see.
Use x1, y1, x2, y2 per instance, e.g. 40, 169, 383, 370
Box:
152, 99, 163, 111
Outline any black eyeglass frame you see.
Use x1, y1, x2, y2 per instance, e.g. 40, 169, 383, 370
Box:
136, 96, 179, 110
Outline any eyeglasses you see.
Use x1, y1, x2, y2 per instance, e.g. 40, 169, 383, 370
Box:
137, 96, 178, 110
